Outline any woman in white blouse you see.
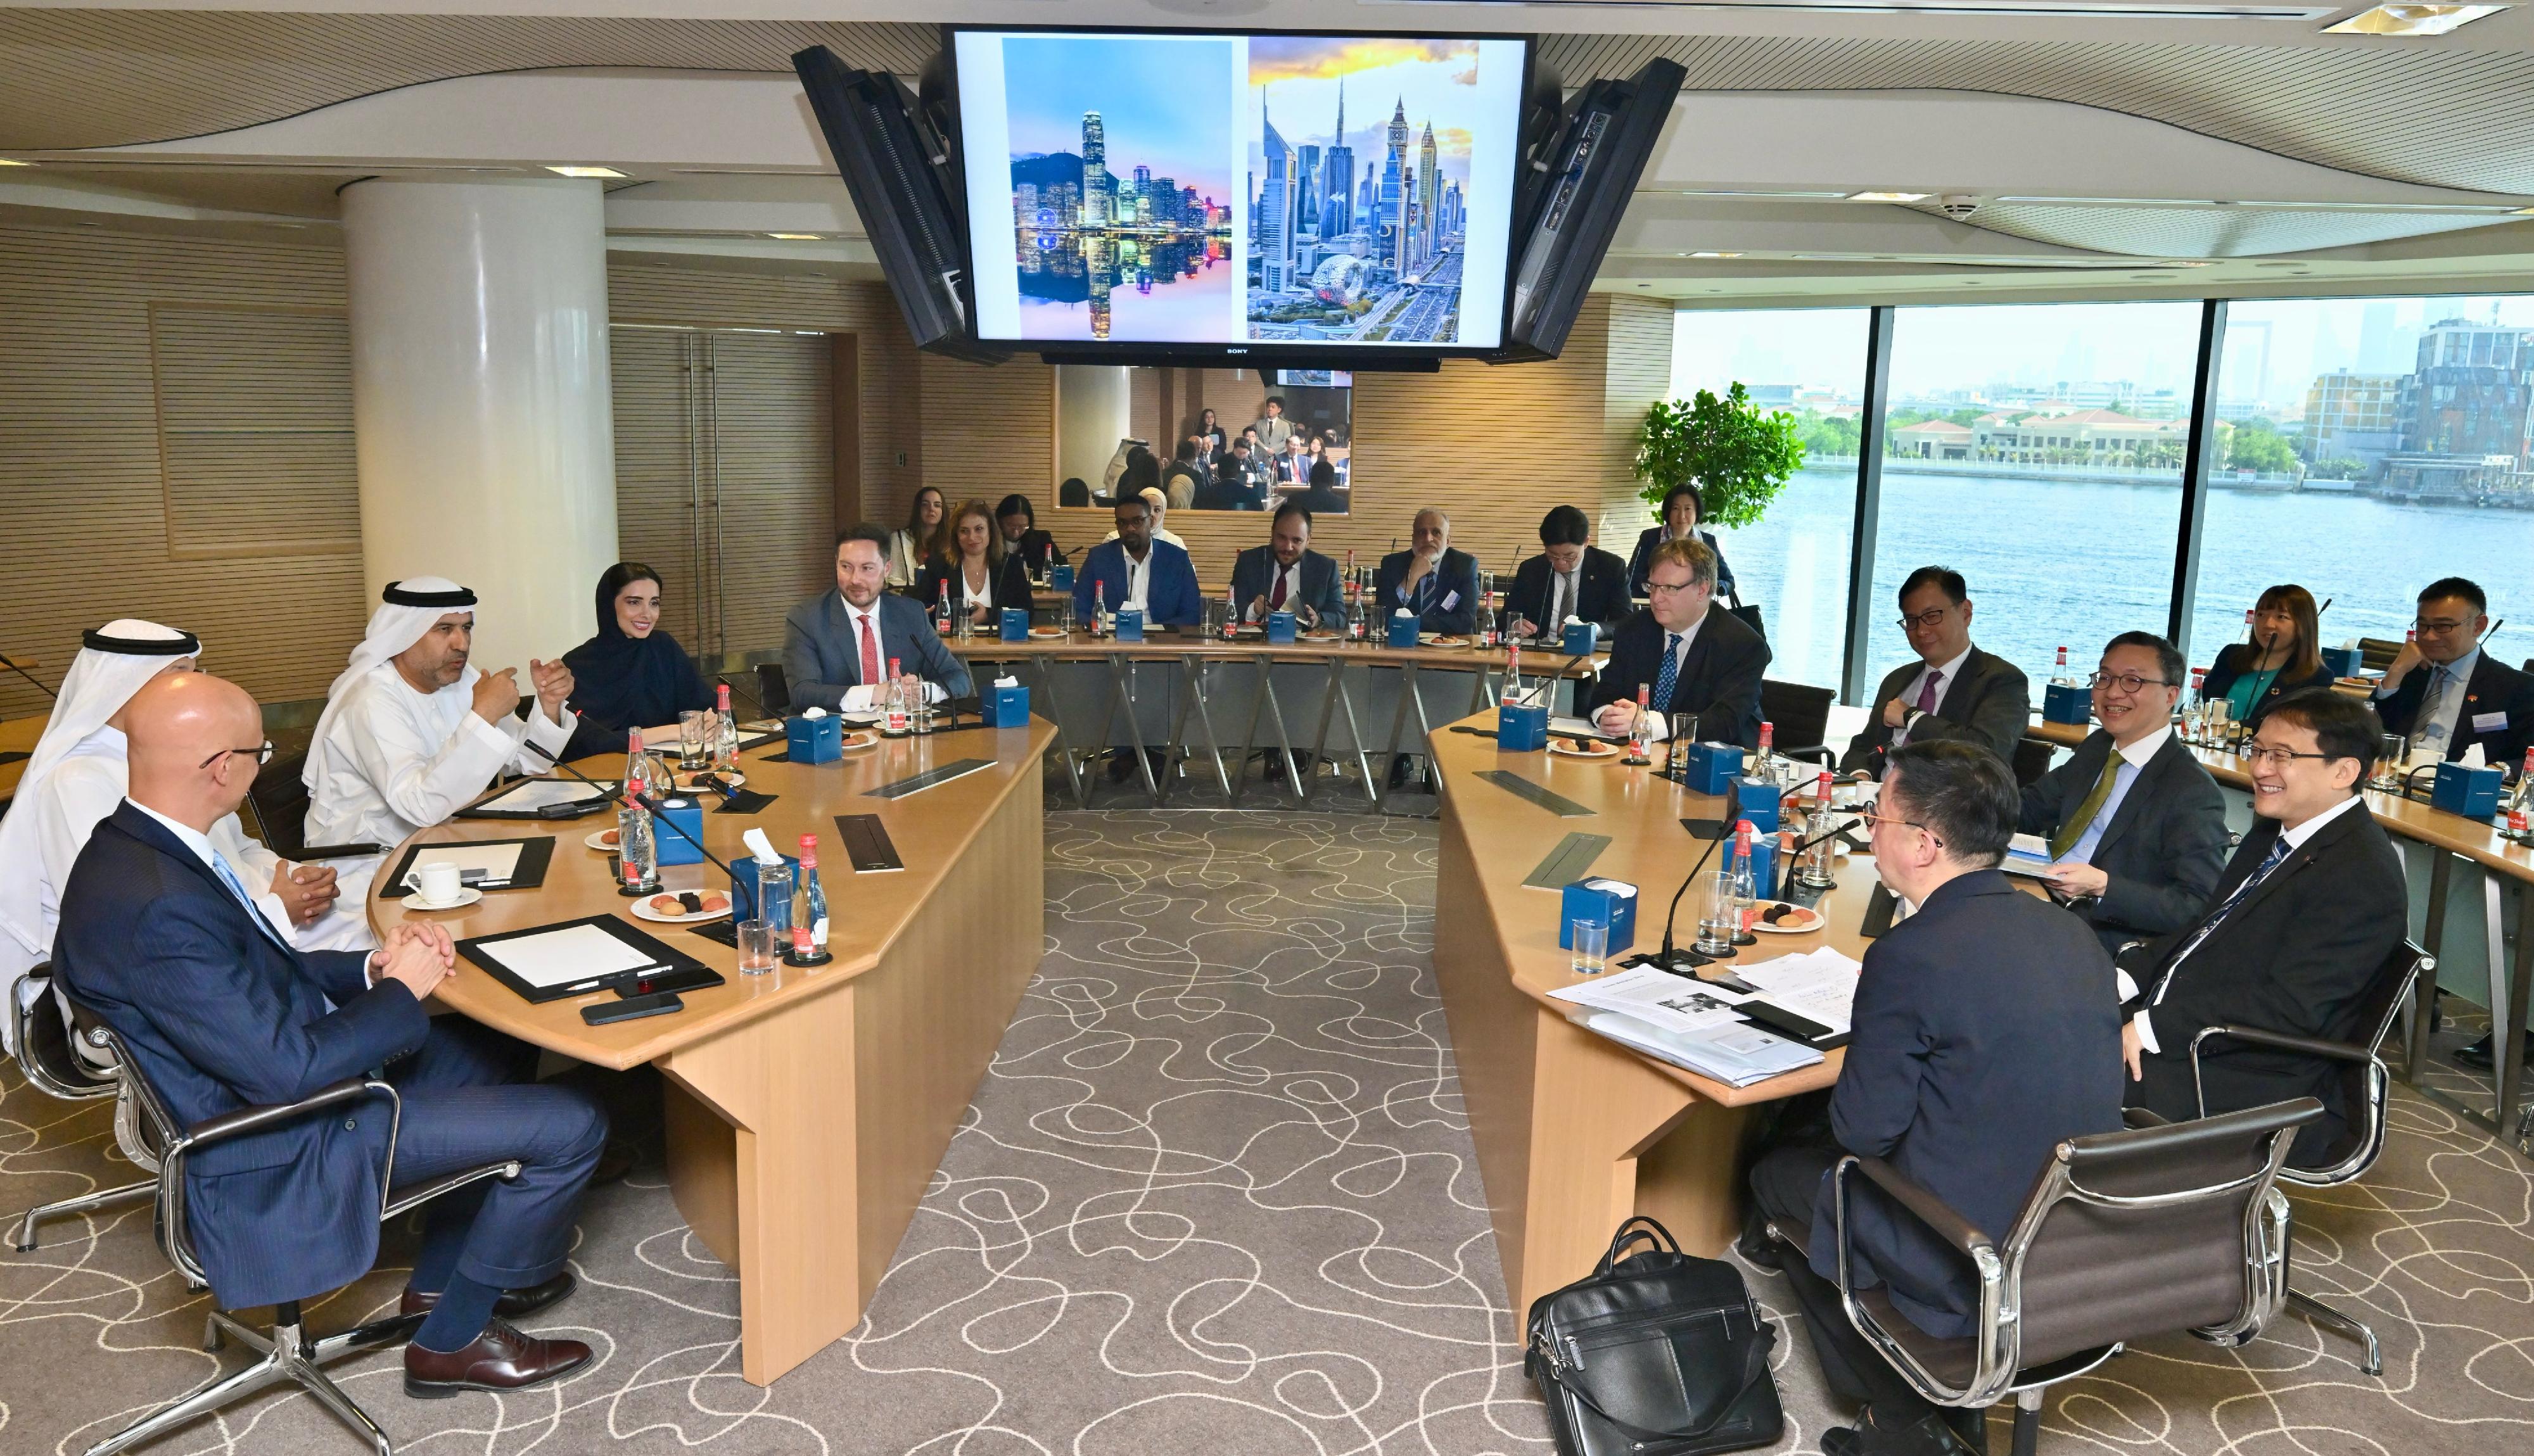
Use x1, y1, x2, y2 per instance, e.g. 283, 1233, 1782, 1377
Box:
914, 498, 1033, 626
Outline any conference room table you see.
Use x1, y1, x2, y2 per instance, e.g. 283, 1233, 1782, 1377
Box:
948, 627, 1608, 809
0, 710, 44, 804
2023, 714, 2534, 1141
370, 718, 1056, 1387
1426, 708, 1877, 1314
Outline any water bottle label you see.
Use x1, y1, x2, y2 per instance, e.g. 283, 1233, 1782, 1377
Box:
812, 916, 830, 948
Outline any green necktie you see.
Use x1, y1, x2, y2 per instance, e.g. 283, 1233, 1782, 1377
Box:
2051, 750, 2123, 861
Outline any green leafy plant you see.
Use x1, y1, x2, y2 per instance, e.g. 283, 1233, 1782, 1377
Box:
1634, 383, 1807, 529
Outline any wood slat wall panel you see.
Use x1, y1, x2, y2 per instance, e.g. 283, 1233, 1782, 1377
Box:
150, 302, 361, 560
609, 327, 706, 647
708, 331, 833, 658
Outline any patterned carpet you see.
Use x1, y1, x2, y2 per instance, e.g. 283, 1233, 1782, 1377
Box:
2, 807, 2532, 1454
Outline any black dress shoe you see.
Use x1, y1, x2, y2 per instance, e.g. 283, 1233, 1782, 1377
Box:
404, 1319, 592, 1398
1734, 1217, 1783, 1272
2450, 1034, 2530, 1070
1824, 1408, 1982, 1456
400, 1270, 576, 1320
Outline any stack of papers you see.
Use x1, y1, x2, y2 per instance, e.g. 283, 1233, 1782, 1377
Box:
1736, 948, 1864, 1038
475, 779, 609, 813
1550, 716, 1620, 741
1549, 966, 1823, 1086
1999, 833, 2056, 878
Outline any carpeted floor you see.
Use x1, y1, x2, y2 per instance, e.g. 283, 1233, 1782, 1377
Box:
4, 807, 2533, 1453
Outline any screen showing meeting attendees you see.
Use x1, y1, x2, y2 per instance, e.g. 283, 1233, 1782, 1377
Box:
954, 30, 1528, 350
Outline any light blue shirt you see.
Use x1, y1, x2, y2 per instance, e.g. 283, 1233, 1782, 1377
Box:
2063, 726, 2171, 867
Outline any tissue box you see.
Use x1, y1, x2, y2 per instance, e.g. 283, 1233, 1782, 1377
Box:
730, 854, 799, 922
786, 714, 843, 764
2433, 761, 2503, 820
1680, 742, 1744, 795
1562, 621, 1598, 657
1114, 607, 1145, 642
1050, 563, 1074, 591
2042, 680, 2092, 726
1735, 776, 1784, 834
1498, 701, 1548, 751
1266, 610, 1297, 645
1000, 608, 1029, 642
2321, 645, 2364, 677
653, 797, 705, 866
1387, 612, 1420, 649
985, 683, 1031, 728
1559, 877, 1639, 953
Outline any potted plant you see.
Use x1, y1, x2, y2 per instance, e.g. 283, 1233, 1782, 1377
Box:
1633, 383, 1806, 528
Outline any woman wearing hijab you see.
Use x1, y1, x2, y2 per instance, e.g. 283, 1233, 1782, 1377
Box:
916, 500, 1034, 628
561, 563, 714, 761
887, 487, 950, 592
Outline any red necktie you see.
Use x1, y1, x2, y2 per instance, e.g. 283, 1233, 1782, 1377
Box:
1270, 571, 1288, 611
858, 612, 881, 686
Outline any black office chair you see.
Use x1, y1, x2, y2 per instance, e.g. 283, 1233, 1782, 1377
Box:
67, 999, 521, 1456
9, 965, 158, 1250
1759, 678, 1837, 766
242, 746, 381, 864
1814, 1098, 2317, 1456
751, 662, 792, 718
2009, 737, 2056, 788
2357, 637, 2403, 675
2171, 939, 2431, 1376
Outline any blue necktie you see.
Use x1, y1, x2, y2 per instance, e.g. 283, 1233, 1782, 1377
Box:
208, 851, 293, 955
2160, 833, 2292, 986
1652, 633, 1681, 716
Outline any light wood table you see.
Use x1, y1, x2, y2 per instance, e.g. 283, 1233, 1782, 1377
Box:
372, 720, 1055, 1386
1, 710, 49, 804
1428, 709, 1886, 1315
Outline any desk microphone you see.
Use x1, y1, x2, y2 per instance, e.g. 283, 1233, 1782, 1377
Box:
715, 674, 772, 719
1775, 816, 1862, 899
1632, 777, 1741, 975
0, 654, 57, 701
1522, 654, 1586, 707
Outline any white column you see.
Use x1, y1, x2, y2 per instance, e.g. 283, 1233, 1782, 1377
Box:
342, 176, 618, 674
1055, 365, 1133, 496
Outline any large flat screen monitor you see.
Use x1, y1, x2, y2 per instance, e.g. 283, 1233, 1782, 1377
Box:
952, 28, 1531, 357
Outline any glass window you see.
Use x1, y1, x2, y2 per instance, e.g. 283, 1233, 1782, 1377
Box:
2193, 294, 2534, 670
1866, 301, 2206, 691
1668, 307, 1869, 688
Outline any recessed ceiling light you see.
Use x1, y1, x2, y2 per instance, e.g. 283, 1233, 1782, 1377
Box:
547, 165, 625, 179
2324, 3, 2507, 34
0, 158, 32, 167
2515, 206, 2534, 216
1690, 251, 1743, 258
768, 232, 822, 240
1851, 191, 1932, 203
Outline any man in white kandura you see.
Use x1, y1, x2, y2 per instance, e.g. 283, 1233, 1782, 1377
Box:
303, 579, 577, 852
0, 620, 371, 1051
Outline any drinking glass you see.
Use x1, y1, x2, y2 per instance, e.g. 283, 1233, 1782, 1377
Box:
2372, 735, 2406, 792
756, 862, 794, 946
737, 920, 779, 976
1693, 869, 1740, 957
1059, 598, 1078, 635
1666, 714, 1697, 782
678, 709, 710, 770
1569, 919, 1608, 977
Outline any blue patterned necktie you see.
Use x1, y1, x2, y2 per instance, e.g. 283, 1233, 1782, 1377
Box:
208, 850, 293, 954
2160, 833, 2293, 985
1652, 633, 1681, 716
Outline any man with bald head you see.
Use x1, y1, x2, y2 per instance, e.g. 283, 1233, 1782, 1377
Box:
57, 671, 606, 1396
1375, 507, 1479, 635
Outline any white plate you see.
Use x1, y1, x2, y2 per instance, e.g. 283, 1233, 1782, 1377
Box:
1747, 901, 1825, 935
583, 828, 621, 852
401, 887, 483, 913
674, 771, 745, 792
628, 893, 733, 925
1548, 738, 1622, 759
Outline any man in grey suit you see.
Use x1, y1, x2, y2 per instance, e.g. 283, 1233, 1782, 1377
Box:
1840, 566, 2031, 778
784, 523, 973, 713
2019, 631, 2230, 958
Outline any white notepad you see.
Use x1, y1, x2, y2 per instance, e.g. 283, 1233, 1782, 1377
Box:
474, 923, 658, 989
474, 779, 609, 813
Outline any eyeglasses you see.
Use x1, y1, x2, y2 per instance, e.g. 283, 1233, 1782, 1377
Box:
1857, 809, 1944, 849
2414, 616, 2474, 635
2241, 744, 2336, 768
1646, 579, 1703, 597
2088, 672, 2172, 695
1895, 606, 1953, 631
200, 740, 274, 770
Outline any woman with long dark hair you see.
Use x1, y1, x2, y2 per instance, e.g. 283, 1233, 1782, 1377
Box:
887, 486, 950, 591
560, 562, 714, 759
2200, 583, 2333, 728
995, 492, 1066, 576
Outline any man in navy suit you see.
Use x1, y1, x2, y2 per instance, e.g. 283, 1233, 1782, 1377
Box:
1746, 740, 2123, 1455
785, 523, 976, 712
1230, 502, 1345, 628
1073, 493, 1203, 628
1505, 505, 1633, 643
1372, 508, 1479, 635
2374, 576, 2534, 768
54, 672, 606, 1397
1584, 536, 1769, 750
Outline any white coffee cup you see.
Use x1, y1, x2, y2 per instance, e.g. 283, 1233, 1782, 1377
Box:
412, 860, 462, 906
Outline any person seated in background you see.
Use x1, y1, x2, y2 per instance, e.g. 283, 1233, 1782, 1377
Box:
304, 578, 576, 852
1583, 538, 1769, 750
58, 671, 606, 1396
1162, 439, 1209, 511
1277, 434, 1312, 486
1253, 396, 1295, 457
1100, 438, 1153, 502
1506, 505, 1633, 643
2201, 585, 2336, 732
2375, 576, 2534, 769
1232, 502, 1345, 629
559, 562, 713, 762
2118, 690, 2408, 1156
1194, 440, 1266, 511
2018, 632, 2229, 958
1059, 477, 1092, 509
1293, 460, 1349, 517
915, 498, 1033, 629
1076, 493, 1202, 630
1374, 508, 1479, 635
1747, 740, 2122, 1456
1102, 486, 1187, 550
1839, 566, 2031, 778
0, 621, 366, 1041
995, 492, 1066, 577
784, 525, 974, 713
885, 486, 948, 592
1625, 484, 1738, 604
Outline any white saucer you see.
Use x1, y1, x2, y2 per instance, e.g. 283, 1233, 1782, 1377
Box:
402, 887, 482, 912
584, 829, 621, 852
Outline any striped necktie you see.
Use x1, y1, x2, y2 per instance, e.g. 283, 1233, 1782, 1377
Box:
208, 851, 293, 955
2157, 833, 2293, 992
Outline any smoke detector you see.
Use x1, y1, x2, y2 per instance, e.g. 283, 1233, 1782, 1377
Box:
1937, 194, 1983, 220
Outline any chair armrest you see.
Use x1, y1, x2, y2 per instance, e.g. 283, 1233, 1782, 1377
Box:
1850, 1155, 1995, 1259
1782, 745, 1835, 764
2122, 1106, 2172, 1129
2191, 1024, 2372, 1065
295, 842, 383, 861
186, 1077, 386, 1148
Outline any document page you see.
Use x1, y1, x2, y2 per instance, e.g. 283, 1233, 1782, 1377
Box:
478, 924, 658, 989
1549, 965, 1751, 1036
1550, 716, 1620, 741
1736, 949, 1864, 1037
1999, 832, 2056, 878
476, 779, 609, 812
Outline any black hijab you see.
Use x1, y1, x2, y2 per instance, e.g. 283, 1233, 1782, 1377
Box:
562, 562, 713, 757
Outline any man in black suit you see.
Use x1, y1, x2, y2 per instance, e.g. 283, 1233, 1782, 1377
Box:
1840, 566, 2032, 777
2019, 631, 2230, 958
1582, 536, 1769, 750
1748, 740, 2123, 1456
2374, 576, 2534, 770
1231, 501, 1345, 628
1373, 508, 1479, 635
2119, 689, 2407, 1164
1505, 505, 1632, 643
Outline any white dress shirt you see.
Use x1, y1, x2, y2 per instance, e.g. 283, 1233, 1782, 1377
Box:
1637, 611, 1710, 743
2378, 646, 2477, 759
305, 664, 576, 850
836, 594, 946, 711
1895, 645, 1975, 749
2061, 726, 2172, 867
1121, 546, 1154, 612
1251, 558, 1308, 621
